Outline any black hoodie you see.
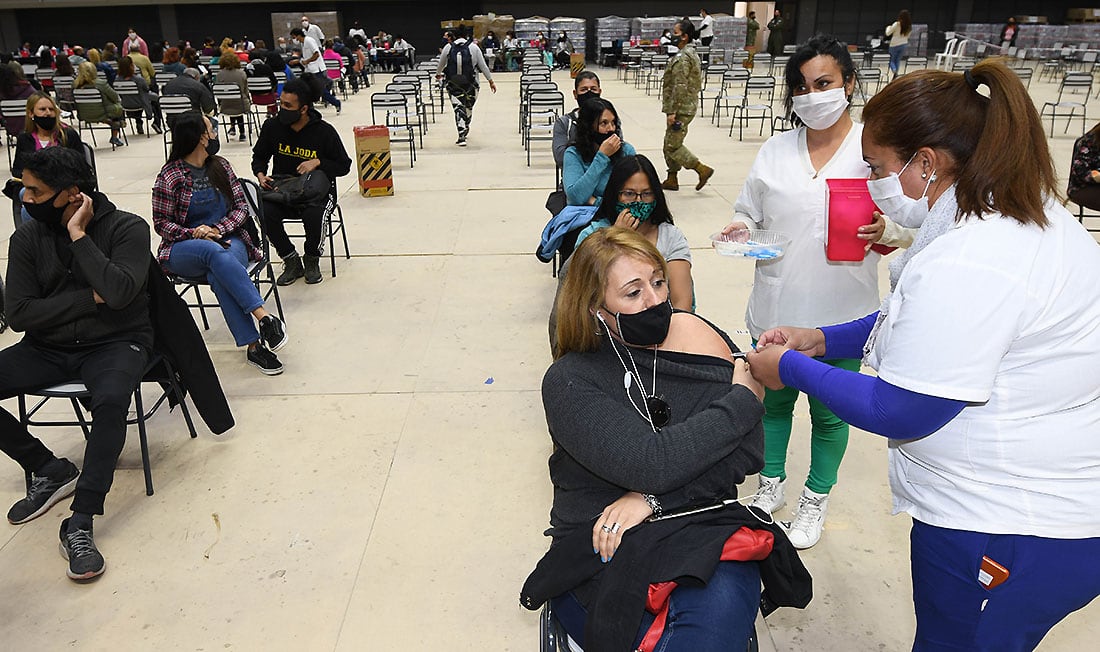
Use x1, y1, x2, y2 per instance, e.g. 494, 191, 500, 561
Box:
5, 192, 152, 349
251, 107, 352, 180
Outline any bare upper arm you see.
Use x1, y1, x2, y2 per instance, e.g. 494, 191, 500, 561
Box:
660, 312, 733, 361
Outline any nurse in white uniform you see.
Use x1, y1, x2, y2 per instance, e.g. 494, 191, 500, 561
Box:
747, 59, 1100, 651
725, 35, 888, 549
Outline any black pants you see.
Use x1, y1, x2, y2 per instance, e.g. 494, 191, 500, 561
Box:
262, 199, 325, 258
702, 36, 714, 46
0, 340, 148, 515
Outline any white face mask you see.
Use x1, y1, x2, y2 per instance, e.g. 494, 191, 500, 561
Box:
866, 152, 937, 228
791, 87, 849, 130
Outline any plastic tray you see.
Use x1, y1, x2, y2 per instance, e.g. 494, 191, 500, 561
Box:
710, 230, 791, 260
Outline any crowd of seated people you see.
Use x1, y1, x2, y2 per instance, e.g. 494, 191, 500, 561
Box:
0, 20, 366, 582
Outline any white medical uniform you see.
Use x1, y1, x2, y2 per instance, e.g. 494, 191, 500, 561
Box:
733, 123, 881, 339
867, 198, 1100, 538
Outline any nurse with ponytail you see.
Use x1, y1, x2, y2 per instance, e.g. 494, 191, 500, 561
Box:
748, 58, 1100, 650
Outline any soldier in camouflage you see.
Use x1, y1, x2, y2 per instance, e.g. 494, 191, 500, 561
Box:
661, 18, 714, 191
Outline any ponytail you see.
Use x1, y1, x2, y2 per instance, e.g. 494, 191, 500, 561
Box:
863, 57, 1056, 227
960, 60, 1055, 226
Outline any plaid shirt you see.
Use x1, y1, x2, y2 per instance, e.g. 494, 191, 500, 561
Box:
151, 158, 260, 269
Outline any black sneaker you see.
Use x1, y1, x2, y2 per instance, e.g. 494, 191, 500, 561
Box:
456, 137, 467, 147
59, 518, 105, 581
258, 315, 287, 352
7, 459, 79, 524
247, 344, 284, 375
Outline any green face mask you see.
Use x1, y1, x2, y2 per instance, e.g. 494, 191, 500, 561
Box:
615, 201, 657, 221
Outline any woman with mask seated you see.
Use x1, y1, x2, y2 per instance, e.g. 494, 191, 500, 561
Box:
522, 227, 810, 651
151, 112, 287, 375
548, 155, 695, 358
574, 155, 694, 312
562, 98, 635, 206
8, 93, 83, 226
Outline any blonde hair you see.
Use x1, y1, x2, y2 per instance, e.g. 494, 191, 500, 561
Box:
23, 92, 67, 145
73, 61, 98, 88
218, 51, 241, 69
554, 227, 669, 358
86, 48, 101, 64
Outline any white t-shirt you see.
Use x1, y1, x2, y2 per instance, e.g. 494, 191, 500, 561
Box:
699, 15, 714, 39
868, 200, 1100, 538
733, 122, 880, 338
305, 24, 325, 45
301, 36, 326, 74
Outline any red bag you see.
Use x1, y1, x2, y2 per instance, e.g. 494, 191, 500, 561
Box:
825, 178, 879, 262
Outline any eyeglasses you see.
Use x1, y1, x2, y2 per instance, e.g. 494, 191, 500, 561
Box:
619, 190, 655, 202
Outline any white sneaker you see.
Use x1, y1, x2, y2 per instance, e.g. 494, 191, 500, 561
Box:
749, 474, 786, 513
784, 488, 830, 549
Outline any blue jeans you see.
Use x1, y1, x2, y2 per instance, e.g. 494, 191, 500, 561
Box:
889, 44, 908, 74
167, 237, 264, 347
552, 560, 760, 651
910, 520, 1100, 651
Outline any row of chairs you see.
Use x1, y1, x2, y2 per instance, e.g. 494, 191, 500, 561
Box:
517, 62, 563, 165
370, 63, 444, 168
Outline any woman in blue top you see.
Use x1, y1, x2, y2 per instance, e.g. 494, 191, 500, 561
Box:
562, 98, 636, 206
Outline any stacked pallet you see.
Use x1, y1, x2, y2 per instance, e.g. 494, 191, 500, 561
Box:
630, 16, 679, 45
550, 17, 587, 56
515, 16, 551, 45
595, 15, 631, 46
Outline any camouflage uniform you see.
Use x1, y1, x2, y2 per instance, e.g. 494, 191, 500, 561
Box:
661, 43, 703, 174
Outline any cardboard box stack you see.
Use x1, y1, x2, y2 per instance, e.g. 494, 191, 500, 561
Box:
354, 126, 393, 197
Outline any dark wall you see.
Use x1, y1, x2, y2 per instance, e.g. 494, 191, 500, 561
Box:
14, 2, 480, 55
9, 1, 1092, 58
811, 0, 1087, 51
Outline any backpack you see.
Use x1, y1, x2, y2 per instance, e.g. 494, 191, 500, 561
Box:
262, 169, 331, 207
445, 40, 476, 87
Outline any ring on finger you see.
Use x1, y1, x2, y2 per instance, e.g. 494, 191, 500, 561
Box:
601, 524, 613, 533
610, 522, 621, 534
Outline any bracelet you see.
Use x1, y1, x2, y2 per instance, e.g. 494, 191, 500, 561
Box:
641, 493, 663, 516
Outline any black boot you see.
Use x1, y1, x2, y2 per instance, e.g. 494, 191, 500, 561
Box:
303, 255, 323, 284
276, 253, 304, 286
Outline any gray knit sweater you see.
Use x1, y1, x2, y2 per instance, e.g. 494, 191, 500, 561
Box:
541, 333, 765, 539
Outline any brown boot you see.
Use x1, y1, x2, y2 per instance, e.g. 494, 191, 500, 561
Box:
661, 172, 679, 191
694, 163, 714, 190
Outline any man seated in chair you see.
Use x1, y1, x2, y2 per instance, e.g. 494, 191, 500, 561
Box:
161, 68, 215, 125
0, 146, 152, 581
251, 76, 351, 285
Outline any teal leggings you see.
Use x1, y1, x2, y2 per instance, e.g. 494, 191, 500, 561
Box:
760, 356, 862, 494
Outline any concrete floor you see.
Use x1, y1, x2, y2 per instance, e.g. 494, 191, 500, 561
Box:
0, 62, 1097, 651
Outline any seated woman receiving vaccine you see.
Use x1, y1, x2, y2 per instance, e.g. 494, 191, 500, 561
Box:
521, 228, 811, 652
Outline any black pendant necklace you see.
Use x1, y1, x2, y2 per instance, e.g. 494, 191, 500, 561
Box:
646, 395, 671, 429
